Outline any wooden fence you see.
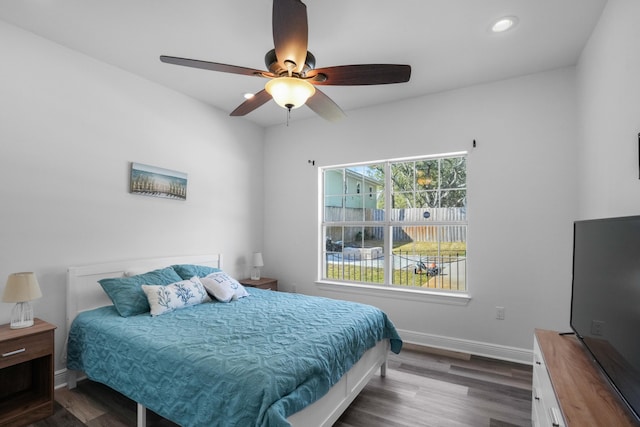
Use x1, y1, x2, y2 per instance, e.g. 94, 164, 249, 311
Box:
324, 207, 466, 243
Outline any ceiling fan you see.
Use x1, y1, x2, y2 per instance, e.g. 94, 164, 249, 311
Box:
160, 0, 411, 122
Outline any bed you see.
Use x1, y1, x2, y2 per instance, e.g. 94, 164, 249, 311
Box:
65, 254, 402, 427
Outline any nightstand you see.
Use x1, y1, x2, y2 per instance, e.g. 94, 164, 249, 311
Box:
0, 318, 56, 427
239, 277, 278, 291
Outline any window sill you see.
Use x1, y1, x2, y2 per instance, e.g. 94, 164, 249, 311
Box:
315, 280, 471, 306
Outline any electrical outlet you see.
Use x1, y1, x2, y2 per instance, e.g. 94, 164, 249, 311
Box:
591, 320, 605, 336
496, 306, 505, 320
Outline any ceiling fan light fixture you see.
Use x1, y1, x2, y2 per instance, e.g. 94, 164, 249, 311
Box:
491, 16, 518, 33
265, 77, 315, 110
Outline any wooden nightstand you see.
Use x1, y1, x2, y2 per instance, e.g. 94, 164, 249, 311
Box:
239, 277, 278, 291
0, 318, 56, 427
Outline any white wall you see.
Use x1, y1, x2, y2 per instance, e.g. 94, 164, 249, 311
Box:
4, 0, 632, 369
263, 68, 579, 361
0, 21, 264, 371
577, 0, 640, 218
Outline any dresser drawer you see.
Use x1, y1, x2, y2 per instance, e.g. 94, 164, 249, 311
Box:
533, 335, 566, 427
0, 331, 53, 369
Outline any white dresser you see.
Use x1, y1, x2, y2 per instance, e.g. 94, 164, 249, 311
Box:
532, 334, 565, 426
532, 329, 638, 427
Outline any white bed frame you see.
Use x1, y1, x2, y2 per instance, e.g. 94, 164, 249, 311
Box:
66, 254, 389, 427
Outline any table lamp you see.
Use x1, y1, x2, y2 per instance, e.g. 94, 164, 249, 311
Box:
251, 252, 264, 280
2, 272, 42, 329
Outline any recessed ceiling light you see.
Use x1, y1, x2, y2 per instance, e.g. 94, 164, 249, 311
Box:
492, 16, 518, 33
243, 92, 255, 100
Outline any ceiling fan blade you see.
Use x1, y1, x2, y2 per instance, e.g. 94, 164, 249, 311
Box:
308, 64, 411, 86
272, 0, 308, 74
160, 55, 274, 78
305, 88, 346, 122
230, 89, 272, 116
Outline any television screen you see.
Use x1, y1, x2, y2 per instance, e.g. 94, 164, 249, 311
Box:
571, 216, 640, 421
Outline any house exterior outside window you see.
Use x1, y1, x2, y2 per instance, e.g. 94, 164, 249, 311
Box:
321, 153, 467, 293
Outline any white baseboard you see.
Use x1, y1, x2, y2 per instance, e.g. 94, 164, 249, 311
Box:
55, 368, 86, 389
397, 328, 533, 365
55, 368, 68, 389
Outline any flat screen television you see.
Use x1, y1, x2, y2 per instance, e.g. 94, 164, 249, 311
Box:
571, 215, 640, 422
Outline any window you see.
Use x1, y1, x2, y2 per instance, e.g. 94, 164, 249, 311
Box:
321, 153, 467, 292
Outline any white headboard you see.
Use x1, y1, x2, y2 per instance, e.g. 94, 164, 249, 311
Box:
66, 254, 222, 332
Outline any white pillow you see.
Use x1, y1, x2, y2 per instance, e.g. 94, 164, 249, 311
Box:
201, 272, 249, 303
142, 277, 211, 316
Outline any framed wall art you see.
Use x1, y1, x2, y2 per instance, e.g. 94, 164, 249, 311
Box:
130, 162, 187, 200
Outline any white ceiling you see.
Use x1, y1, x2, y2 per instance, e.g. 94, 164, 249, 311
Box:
0, 0, 607, 127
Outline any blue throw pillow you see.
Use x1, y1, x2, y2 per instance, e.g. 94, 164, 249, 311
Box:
99, 267, 183, 317
171, 264, 221, 280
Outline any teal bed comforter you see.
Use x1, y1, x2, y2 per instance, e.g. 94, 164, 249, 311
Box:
67, 288, 402, 427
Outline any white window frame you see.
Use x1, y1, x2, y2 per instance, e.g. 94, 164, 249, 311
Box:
317, 152, 470, 304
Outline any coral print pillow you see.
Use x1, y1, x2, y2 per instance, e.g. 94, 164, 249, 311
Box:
142, 277, 211, 316
200, 271, 249, 303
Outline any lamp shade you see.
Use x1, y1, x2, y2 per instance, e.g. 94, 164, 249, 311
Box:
265, 77, 315, 110
2, 272, 42, 303
252, 252, 264, 268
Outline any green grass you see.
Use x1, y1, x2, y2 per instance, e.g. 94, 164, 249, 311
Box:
393, 241, 466, 256
325, 264, 463, 289
325, 239, 467, 289
325, 257, 466, 291
361, 240, 466, 256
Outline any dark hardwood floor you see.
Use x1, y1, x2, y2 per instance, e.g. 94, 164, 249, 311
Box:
35, 346, 532, 427
335, 346, 532, 427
